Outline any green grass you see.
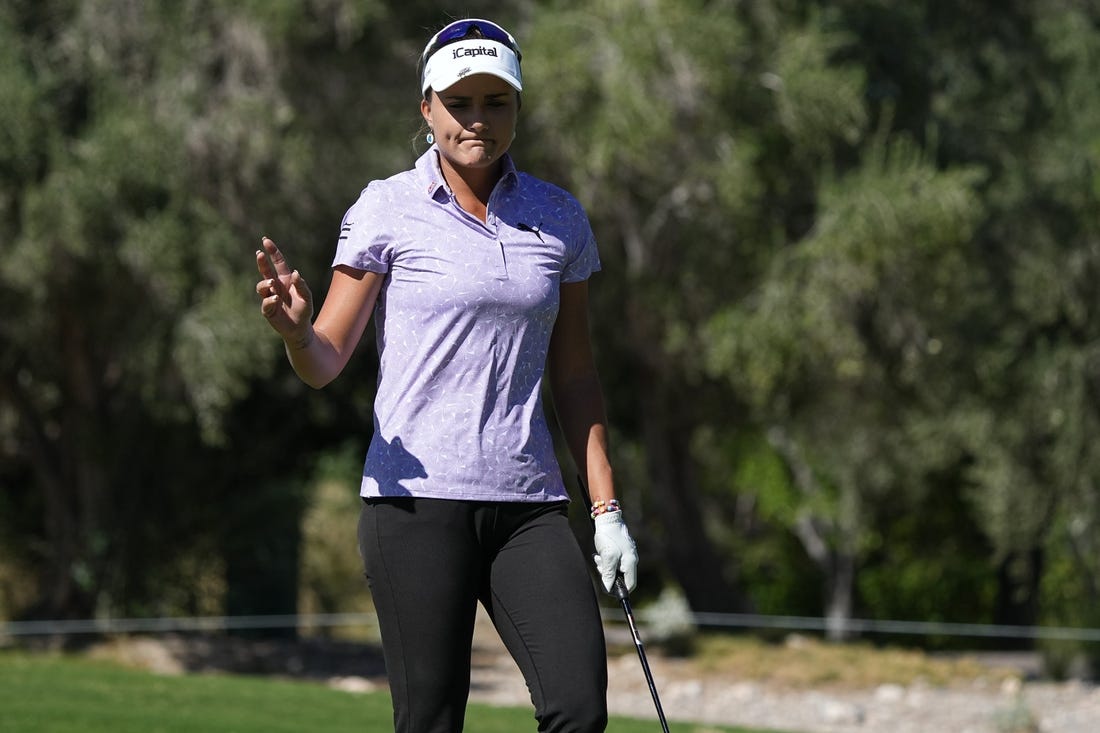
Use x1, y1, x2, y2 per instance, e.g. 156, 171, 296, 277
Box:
0, 650, 781, 733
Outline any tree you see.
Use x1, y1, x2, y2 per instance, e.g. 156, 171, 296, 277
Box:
4, 0, 1099, 649
522, 0, 765, 613
703, 135, 985, 637
0, 0, 361, 620
520, 0, 987, 632
937, 1, 1100, 641
0, 0, 544, 623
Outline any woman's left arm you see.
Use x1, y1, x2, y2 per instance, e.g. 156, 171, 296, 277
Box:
548, 280, 615, 504
549, 280, 638, 592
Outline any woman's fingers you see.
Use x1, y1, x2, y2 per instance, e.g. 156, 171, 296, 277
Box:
255, 271, 308, 306
261, 293, 280, 318
255, 237, 314, 336
261, 236, 293, 278
256, 245, 277, 281
289, 270, 311, 306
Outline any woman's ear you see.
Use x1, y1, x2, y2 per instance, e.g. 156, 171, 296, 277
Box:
420, 96, 432, 124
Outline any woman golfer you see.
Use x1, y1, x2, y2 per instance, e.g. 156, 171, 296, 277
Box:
255, 18, 638, 733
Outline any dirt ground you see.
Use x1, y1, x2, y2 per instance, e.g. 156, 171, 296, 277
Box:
464, 612, 1100, 733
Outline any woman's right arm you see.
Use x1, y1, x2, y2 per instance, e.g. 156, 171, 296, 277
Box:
256, 236, 384, 389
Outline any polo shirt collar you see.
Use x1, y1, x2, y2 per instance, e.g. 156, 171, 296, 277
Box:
417, 145, 519, 203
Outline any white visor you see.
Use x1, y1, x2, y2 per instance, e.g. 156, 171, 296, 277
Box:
422, 39, 523, 95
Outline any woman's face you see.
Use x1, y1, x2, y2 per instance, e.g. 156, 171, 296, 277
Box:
421, 73, 519, 172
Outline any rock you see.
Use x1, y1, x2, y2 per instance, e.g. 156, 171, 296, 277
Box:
88, 637, 185, 675
819, 697, 866, 725
667, 679, 704, 702
874, 683, 906, 703
328, 676, 376, 693
727, 682, 759, 702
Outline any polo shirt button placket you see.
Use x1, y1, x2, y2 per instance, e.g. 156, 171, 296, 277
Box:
488, 215, 509, 281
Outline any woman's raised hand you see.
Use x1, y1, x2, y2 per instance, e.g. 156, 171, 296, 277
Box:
255, 237, 315, 348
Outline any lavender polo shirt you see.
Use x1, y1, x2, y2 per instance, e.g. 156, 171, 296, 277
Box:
332, 148, 601, 502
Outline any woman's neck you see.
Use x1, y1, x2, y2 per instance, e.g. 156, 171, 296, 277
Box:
438, 155, 503, 222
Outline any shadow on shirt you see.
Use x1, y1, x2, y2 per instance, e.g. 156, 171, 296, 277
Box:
363, 435, 428, 496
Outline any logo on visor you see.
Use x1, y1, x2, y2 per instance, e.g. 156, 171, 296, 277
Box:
457, 66, 472, 78
451, 45, 500, 60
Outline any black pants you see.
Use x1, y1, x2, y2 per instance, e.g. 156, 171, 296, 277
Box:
358, 498, 608, 733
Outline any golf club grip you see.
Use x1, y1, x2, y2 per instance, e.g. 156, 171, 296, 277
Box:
611, 573, 630, 601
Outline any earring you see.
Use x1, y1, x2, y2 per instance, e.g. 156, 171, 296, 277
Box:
426, 131, 435, 145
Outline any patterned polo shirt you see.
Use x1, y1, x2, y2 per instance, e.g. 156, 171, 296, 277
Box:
332, 147, 601, 502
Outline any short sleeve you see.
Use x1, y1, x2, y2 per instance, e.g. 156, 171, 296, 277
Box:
561, 205, 601, 284
331, 182, 394, 273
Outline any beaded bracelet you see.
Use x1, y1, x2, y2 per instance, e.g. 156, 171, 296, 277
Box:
590, 498, 621, 520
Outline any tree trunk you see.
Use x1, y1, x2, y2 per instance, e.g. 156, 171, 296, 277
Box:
994, 548, 1043, 649
825, 551, 856, 641
772, 426, 859, 640
2, 370, 97, 620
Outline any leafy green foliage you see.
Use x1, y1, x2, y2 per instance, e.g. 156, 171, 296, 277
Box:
0, 0, 354, 620
2, 0, 1100, 664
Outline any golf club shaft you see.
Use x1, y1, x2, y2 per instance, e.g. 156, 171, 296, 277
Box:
614, 576, 671, 733
575, 476, 670, 731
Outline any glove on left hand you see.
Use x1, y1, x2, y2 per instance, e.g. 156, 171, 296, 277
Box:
592, 511, 638, 594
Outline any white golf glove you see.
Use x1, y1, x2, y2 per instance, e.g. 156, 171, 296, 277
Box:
592, 510, 638, 594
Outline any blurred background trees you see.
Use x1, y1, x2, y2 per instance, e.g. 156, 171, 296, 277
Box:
2, 0, 1099, 670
